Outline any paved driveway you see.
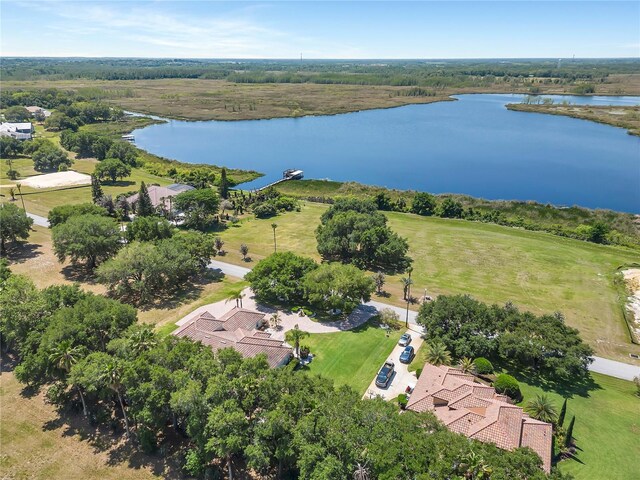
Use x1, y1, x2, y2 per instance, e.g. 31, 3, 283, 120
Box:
363, 331, 424, 400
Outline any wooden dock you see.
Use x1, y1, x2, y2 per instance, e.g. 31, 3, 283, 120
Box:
254, 169, 304, 192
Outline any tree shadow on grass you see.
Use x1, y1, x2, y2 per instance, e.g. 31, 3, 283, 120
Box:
61, 264, 100, 285
1, 239, 43, 264
136, 269, 225, 313
42, 405, 186, 478
509, 363, 602, 399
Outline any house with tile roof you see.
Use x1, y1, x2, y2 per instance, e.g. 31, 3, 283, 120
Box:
172, 307, 292, 368
126, 183, 195, 212
406, 363, 552, 473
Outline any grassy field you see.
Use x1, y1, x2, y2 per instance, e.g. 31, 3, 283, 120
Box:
216, 203, 640, 362
275, 180, 640, 238
0, 371, 162, 480
302, 319, 403, 395
507, 103, 640, 136
4, 75, 640, 122
516, 373, 640, 479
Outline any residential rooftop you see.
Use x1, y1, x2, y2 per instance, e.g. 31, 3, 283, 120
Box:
172, 307, 291, 368
406, 363, 552, 473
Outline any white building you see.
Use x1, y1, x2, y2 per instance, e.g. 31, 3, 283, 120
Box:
0, 122, 33, 140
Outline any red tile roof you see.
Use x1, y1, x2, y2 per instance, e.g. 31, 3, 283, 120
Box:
173, 308, 291, 368
407, 363, 552, 473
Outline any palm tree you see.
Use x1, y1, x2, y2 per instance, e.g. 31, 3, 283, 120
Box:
458, 357, 475, 374
48, 340, 88, 417
15, 182, 26, 210
128, 327, 157, 356
271, 223, 278, 253
424, 340, 452, 366
285, 324, 310, 357
214, 236, 225, 254
401, 277, 413, 301
100, 360, 130, 437
406, 266, 413, 299
226, 289, 245, 308
524, 394, 558, 424
270, 312, 282, 330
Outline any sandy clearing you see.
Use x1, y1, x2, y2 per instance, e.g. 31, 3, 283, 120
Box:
622, 268, 640, 342
20, 171, 91, 189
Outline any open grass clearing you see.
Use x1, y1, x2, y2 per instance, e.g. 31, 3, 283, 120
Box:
516, 372, 640, 480
217, 203, 640, 362
0, 371, 161, 480
301, 318, 403, 395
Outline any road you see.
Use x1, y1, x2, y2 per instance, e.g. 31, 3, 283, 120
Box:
205, 258, 640, 382
27, 212, 49, 228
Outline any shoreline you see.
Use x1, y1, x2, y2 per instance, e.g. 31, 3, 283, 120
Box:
505, 103, 640, 136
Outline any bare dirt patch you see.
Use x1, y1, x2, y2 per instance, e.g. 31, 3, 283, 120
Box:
21, 171, 92, 189
622, 268, 640, 343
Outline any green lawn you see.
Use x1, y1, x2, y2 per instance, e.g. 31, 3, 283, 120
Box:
516, 373, 640, 479
302, 319, 403, 395
216, 203, 640, 362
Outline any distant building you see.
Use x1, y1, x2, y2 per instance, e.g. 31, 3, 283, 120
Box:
25, 106, 52, 118
173, 307, 292, 368
125, 183, 194, 211
407, 363, 552, 473
0, 122, 33, 140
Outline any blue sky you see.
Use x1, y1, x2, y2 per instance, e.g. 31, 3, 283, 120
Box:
1, 1, 638, 58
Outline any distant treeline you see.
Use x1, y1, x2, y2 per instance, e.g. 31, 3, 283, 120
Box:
2, 58, 639, 84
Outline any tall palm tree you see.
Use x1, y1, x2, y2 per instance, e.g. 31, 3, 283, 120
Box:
524, 394, 558, 424
458, 357, 476, 374
100, 360, 131, 437
424, 341, 452, 366
128, 327, 157, 356
271, 223, 278, 253
285, 324, 310, 357
401, 277, 413, 301
48, 340, 88, 417
226, 289, 245, 308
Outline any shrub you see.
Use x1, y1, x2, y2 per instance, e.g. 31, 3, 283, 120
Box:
299, 345, 310, 359
493, 374, 521, 400
397, 393, 408, 409
473, 357, 494, 374
253, 202, 278, 218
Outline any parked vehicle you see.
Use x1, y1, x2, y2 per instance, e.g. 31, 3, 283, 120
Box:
375, 360, 395, 388
398, 333, 412, 347
399, 345, 415, 364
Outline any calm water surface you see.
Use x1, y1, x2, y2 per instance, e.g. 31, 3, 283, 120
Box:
133, 94, 640, 213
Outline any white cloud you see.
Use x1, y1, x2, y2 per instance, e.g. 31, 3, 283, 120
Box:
6, 0, 356, 58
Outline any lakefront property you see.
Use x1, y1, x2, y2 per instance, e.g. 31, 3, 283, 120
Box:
1, 3, 640, 480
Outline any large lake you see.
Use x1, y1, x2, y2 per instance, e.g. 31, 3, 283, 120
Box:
133, 94, 640, 213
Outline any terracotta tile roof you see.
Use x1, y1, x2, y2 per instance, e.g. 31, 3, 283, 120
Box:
407, 363, 552, 473
173, 308, 291, 368
126, 184, 194, 209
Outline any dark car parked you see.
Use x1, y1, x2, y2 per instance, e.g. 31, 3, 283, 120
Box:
375, 360, 395, 388
399, 345, 415, 364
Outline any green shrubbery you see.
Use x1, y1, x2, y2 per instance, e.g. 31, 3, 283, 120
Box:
473, 357, 494, 374
494, 374, 521, 400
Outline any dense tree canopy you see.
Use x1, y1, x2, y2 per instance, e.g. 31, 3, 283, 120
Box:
303, 263, 375, 314
245, 252, 318, 304
316, 198, 412, 273
4, 105, 30, 122
106, 141, 138, 166
98, 233, 215, 304
417, 295, 594, 380
47, 203, 108, 228
0, 203, 33, 252
125, 216, 174, 243
174, 188, 220, 231
52, 214, 121, 269
32, 145, 72, 172
93, 158, 132, 183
